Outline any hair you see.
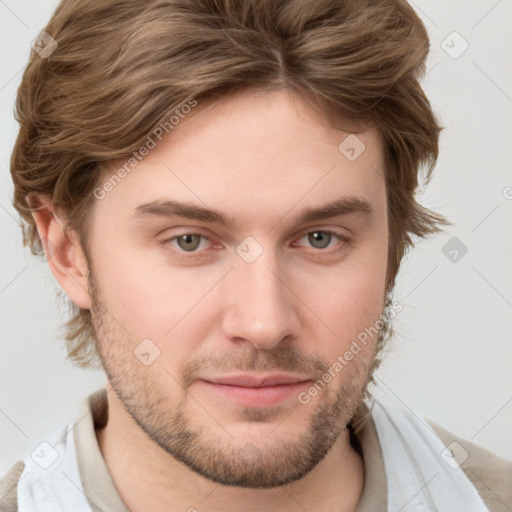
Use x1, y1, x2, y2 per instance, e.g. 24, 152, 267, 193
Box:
11, 0, 451, 368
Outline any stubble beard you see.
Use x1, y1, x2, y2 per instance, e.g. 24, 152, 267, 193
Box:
89, 274, 392, 488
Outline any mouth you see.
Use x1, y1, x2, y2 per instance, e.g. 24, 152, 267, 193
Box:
198, 373, 313, 407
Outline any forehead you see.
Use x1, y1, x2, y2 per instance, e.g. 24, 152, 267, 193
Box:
93, 88, 386, 228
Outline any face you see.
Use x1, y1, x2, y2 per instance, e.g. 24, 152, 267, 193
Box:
86, 88, 389, 488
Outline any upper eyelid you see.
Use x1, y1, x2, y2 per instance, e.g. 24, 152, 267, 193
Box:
293, 229, 348, 248
295, 227, 347, 239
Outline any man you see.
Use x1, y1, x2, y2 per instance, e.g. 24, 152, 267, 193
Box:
1, 0, 510, 511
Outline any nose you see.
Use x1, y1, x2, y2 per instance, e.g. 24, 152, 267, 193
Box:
221, 248, 301, 350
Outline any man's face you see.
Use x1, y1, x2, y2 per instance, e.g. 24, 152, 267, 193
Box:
86, 88, 389, 488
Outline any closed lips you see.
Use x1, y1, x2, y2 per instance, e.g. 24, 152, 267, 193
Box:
202, 374, 312, 387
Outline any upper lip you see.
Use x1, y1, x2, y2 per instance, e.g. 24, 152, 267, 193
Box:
203, 373, 312, 388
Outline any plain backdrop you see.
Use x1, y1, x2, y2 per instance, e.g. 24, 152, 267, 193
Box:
1, 0, 511, 476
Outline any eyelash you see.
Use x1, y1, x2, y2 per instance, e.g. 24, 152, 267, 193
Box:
160, 229, 351, 261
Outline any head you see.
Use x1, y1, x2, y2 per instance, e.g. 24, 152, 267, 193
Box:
11, 0, 450, 489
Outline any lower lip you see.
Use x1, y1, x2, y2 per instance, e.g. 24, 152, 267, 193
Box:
198, 380, 312, 407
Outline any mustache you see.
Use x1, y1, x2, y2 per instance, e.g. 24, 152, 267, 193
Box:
180, 345, 330, 388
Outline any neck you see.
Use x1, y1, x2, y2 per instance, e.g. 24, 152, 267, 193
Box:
96, 390, 365, 512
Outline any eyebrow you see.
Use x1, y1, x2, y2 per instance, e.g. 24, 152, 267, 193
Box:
130, 195, 374, 231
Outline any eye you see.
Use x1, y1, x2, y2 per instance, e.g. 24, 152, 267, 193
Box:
175, 233, 203, 252
295, 230, 349, 250
161, 229, 350, 261
163, 233, 212, 256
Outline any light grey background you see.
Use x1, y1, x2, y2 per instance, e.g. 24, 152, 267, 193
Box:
1, 0, 511, 475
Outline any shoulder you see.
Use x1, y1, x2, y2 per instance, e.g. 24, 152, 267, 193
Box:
427, 419, 512, 511
0, 460, 25, 512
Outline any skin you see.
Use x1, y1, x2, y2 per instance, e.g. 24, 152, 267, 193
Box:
30, 87, 389, 512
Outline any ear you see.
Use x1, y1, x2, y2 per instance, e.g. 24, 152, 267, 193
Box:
26, 193, 92, 309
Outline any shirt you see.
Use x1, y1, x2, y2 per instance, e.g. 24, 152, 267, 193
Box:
1, 388, 511, 511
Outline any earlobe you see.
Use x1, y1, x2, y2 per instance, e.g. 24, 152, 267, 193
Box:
26, 194, 92, 310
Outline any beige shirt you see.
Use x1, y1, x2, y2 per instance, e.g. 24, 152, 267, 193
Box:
1, 388, 511, 511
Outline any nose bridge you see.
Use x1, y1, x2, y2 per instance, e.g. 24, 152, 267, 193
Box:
222, 244, 299, 349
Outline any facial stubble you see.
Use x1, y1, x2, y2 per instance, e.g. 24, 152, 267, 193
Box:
88, 269, 391, 488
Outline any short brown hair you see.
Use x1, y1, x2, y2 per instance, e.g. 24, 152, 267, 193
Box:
10, 0, 451, 368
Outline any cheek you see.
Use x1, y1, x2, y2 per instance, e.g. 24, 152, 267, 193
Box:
296, 246, 387, 351
308, 280, 385, 344
91, 245, 226, 342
